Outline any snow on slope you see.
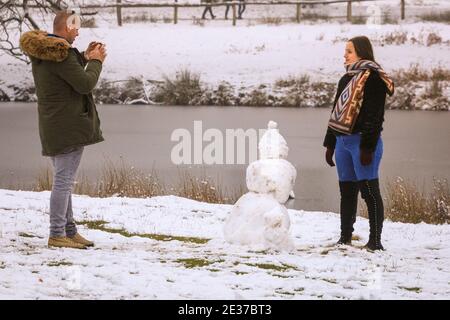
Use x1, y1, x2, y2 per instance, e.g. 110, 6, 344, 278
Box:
1, 189, 449, 299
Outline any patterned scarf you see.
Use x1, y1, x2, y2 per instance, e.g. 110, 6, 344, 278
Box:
328, 60, 394, 134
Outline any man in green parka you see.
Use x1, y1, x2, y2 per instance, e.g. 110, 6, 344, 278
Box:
20, 10, 107, 249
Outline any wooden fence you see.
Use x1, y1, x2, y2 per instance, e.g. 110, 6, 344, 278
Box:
78, 0, 408, 26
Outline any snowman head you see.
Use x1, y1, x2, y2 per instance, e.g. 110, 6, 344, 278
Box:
258, 121, 289, 160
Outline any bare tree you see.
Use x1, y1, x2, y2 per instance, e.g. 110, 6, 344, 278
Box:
0, 0, 68, 63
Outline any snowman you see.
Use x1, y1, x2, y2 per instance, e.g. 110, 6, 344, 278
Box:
224, 121, 297, 250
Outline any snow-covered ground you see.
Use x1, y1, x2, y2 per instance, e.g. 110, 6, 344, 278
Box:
1, 188, 449, 299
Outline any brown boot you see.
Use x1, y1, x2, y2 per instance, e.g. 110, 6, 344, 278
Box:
48, 236, 87, 249
68, 233, 95, 247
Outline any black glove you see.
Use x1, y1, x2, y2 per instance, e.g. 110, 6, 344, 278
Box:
325, 147, 335, 167
360, 149, 374, 166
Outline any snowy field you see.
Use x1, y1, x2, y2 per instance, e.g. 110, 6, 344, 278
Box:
1, 20, 449, 100
1, 189, 449, 300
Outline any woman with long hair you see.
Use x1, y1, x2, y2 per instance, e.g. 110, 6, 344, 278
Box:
323, 36, 395, 251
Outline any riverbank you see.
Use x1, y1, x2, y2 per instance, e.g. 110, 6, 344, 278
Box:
1, 22, 449, 109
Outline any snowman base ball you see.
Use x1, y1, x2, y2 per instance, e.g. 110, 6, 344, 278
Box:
224, 192, 293, 250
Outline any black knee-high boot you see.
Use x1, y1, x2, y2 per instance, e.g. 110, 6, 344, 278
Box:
337, 181, 359, 245
358, 179, 385, 251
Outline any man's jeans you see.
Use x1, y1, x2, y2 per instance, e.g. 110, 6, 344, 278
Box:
49, 147, 84, 237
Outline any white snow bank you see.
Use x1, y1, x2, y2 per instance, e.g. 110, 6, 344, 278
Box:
1, 189, 450, 299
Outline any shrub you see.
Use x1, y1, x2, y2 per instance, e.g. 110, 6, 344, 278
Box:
153, 69, 204, 105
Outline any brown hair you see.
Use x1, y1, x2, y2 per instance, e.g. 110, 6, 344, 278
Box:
349, 36, 375, 62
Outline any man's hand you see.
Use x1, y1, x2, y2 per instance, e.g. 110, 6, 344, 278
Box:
325, 147, 335, 167
84, 42, 101, 60
86, 43, 107, 63
360, 149, 374, 166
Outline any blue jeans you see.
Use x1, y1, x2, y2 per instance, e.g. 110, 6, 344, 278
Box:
335, 133, 383, 182
49, 147, 84, 237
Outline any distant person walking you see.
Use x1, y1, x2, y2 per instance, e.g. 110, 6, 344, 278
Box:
224, 0, 232, 19
225, 0, 246, 20
201, 0, 216, 19
238, 0, 246, 19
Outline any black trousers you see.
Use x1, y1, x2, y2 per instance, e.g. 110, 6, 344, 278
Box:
201, 1, 215, 19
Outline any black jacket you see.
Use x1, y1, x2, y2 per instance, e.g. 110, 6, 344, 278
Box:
323, 71, 387, 152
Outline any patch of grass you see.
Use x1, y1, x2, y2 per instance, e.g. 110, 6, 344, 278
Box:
175, 258, 217, 269
33, 159, 165, 199
275, 75, 335, 108
77, 220, 210, 244
392, 64, 450, 86
260, 17, 282, 25
0, 88, 10, 102
351, 16, 366, 25
385, 177, 449, 225
81, 17, 97, 28
94, 77, 150, 105
322, 278, 338, 284
175, 169, 242, 205
245, 263, 298, 272
272, 274, 294, 279
381, 10, 397, 24
163, 16, 172, 24
380, 31, 408, 45
422, 11, 450, 23
359, 177, 450, 224
241, 88, 271, 107
153, 69, 203, 105
205, 81, 236, 106
422, 79, 444, 99
233, 271, 248, 275
34, 166, 52, 192
275, 75, 310, 89
426, 33, 443, 47
30, 159, 243, 206
47, 260, 73, 267
275, 289, 295, 296
96, 158, 164, 198
123, 14, 158, 23
18, 232, 41, 239
301, 13, 330, 22
398, 286, 422, 293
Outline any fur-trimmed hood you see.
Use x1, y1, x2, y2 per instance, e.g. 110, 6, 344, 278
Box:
20, 30, 71, 62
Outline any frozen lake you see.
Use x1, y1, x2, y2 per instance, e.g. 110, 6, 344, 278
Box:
0, 102, 449, 212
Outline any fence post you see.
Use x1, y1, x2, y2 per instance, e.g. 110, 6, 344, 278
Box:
232, 2, 237, 26
347, 1, 352, 22
296, 3, 301, 23
401, 0, 405, 20
174, 0, 178, 24
116, 0, 122, 26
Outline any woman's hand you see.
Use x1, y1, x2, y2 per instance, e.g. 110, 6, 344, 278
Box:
325, 147, 335, 167
360, 149, 374, 166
